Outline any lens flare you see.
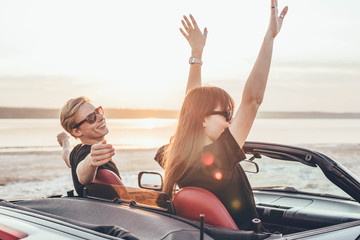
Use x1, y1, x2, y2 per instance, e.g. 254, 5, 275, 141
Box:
201, 152, 214, 166
213, 170, 223, 180
231, 199, 241, 210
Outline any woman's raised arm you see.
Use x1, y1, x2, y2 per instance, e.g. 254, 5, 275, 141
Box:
229, 0, 288, 148
180, 14, 208, 94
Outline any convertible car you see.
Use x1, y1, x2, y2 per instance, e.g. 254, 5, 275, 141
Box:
1, 142, 360, 240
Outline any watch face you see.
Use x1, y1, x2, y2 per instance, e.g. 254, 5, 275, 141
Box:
189, 57, 202, 64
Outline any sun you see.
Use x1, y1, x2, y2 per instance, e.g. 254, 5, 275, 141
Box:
143, 118, 162, 130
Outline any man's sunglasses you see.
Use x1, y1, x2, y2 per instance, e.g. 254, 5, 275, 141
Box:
210, 110, 233, 122
73, 106, 104, 129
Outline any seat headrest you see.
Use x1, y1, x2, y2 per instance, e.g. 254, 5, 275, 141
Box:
93, 169, 124, 186
173, 187, 238, 230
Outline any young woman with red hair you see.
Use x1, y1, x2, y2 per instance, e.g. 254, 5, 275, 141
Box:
156, 0, 288, 230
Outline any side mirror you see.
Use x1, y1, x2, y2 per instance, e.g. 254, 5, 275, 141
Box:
240, 160, 259, 173
138, 171, 163, 191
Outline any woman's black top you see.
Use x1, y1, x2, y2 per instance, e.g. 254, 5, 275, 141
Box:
155, 128, 258, 230
70, 144, 120, 197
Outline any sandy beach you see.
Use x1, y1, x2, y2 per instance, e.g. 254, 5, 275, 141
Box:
1, 143, 359, 200
0, 148, 162, 200
0, 148, 162, 185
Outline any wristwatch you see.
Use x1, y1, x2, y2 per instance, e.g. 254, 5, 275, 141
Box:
189, 56, 203, 65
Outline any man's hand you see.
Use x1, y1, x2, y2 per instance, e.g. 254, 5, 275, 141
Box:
57, 132, 69, 147
57, 132, 71, 168
89, 140, 115, 167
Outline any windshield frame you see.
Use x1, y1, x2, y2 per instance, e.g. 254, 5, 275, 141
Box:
243, 141, 360, 202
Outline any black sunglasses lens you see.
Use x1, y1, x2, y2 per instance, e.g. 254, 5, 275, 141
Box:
86, 112, 97, 124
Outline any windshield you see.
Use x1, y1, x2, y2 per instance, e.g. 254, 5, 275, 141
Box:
245, 154, 352, 199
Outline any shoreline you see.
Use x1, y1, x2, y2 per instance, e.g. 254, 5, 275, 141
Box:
1, 142, 359, 154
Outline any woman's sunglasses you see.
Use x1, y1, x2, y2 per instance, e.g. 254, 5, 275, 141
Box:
210, 110, 233, 122
73, 106, 104, 129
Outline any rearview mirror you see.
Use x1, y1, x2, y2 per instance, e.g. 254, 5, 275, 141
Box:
138, 171, 163, 191
240, 160, 259, 173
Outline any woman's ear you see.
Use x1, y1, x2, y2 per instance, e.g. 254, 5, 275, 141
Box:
71, 128, 82, 138
203, 116, 208, 128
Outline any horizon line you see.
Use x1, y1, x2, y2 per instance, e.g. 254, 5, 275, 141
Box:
0, 106, 359, 114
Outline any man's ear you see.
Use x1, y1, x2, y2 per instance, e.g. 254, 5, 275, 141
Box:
71, 128, 82, 138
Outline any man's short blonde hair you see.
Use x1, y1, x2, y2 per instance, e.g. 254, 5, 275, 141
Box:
60, 96, 91, 135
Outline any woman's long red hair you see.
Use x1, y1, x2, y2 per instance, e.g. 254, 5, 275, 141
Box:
163, 86, 234, 197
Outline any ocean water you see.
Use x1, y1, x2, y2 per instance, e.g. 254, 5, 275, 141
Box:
0, 118, 359, 200
0, 118, 359, 152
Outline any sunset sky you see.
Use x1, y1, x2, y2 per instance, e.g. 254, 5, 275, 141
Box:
0, 0, 359, 112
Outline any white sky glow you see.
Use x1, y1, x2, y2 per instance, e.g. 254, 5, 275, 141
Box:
0, 0, 359, 112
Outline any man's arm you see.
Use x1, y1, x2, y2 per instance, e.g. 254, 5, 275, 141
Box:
57, 132, 71, 168
76, 140, 115, 185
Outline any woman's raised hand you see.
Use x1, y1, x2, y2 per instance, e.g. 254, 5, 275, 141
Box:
266, 0, 288, 38
180, 14, 208, 57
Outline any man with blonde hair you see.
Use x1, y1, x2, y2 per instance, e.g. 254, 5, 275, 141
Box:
57, 96, 120, 196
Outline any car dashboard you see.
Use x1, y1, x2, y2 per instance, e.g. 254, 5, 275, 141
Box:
253, 190, 360, 234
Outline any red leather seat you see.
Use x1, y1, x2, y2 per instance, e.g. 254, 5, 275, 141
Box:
173, 187, 239, 230
93, 169, 124, 186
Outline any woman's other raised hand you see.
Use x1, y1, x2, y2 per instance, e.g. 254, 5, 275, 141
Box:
266, 0, 288, 39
